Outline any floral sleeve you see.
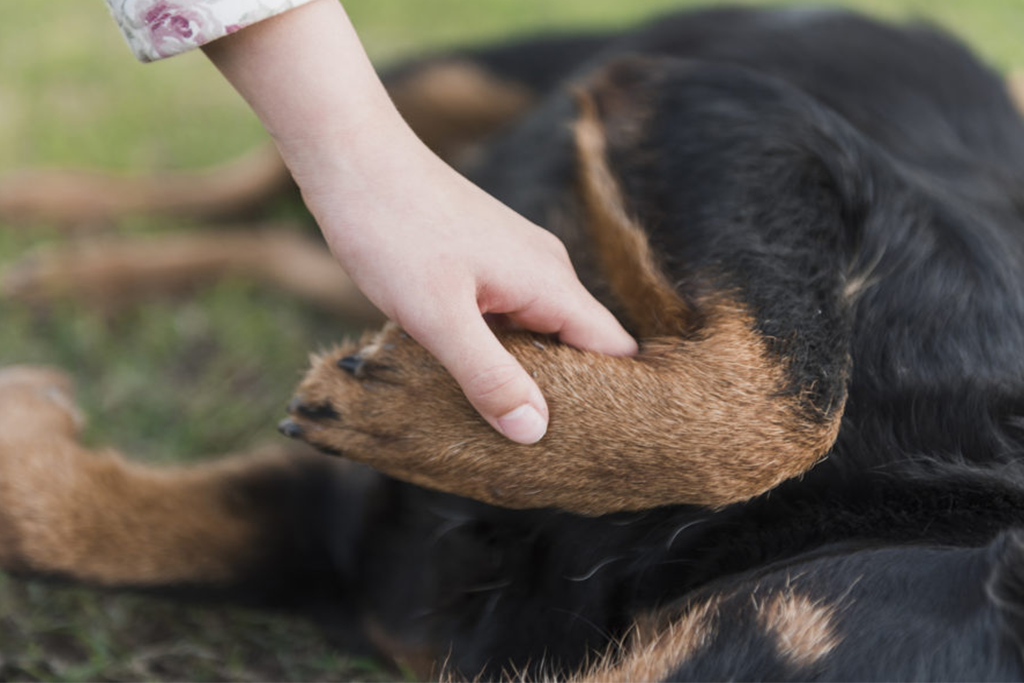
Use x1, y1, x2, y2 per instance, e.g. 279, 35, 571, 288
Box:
104, 0, 320, 62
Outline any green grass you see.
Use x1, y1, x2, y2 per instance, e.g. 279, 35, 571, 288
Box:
1, 0, 1023, 680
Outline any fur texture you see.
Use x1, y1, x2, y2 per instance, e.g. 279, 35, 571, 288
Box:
3, 6, 1024, 681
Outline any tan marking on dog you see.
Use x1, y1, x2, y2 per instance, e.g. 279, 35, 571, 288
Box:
572, 89, 691, 338
0, 367, 84, 438
287, 301, 842, 515
0, 143, 290, 227
0, 228, 381, 321
1009, 70, 1024, 117
577, 597, 721, 682
388, 60, 535, 163
0, 366, 320, 586
843, 270, 875, 304
757, 590, 841, 669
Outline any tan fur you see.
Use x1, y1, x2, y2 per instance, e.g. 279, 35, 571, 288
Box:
389, 60, 535, 163
572, 89, 692, 337
0, 367, 84, 439
577, 597, 721, 683
843, 258, 884, 305
0, 144, 289, 227
0, 227, 382, 321
0, 367, 322, 586
288, 306, 840, 515
1009, 71, 1024, 116
756, 589, 841, 669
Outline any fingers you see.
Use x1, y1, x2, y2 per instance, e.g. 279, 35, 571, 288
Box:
558, 289, 638, 356
410, 309, 549, 445
420, 280, 632, 446
483, 231, 636, 356
403, 275, 633, 446
508, 281, 638, 357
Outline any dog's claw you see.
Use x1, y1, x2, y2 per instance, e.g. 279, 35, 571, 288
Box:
278, 418, 304, 439
337, 355, 363, 374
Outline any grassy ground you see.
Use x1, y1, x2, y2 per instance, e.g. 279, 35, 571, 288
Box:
1, 1, 1022, 680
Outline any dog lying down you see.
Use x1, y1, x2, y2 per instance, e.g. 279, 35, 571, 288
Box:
4, 6, 1024, 680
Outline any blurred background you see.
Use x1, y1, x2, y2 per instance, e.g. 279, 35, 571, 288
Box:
0, 0, 1022, 680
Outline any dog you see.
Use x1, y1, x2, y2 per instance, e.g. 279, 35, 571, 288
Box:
3, 6, 1024, 680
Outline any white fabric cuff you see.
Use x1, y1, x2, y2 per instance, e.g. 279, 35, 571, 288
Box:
104, 0, 321, 62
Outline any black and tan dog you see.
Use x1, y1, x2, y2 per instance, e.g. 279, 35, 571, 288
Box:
4, 6, 1024, 680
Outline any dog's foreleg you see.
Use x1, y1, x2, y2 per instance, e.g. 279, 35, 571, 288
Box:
0, 366, 360, 598
1, 227, 382, 321
0, 144, 291, 228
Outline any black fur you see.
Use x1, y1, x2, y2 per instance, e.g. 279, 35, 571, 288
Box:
44, 7, 1024, 680
370, 8, 1024, 678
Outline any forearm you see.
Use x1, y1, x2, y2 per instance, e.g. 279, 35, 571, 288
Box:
200, 0, 431, 254
203, 2, 410, 180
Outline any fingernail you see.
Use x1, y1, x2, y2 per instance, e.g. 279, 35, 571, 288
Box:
497, 404, 547, 444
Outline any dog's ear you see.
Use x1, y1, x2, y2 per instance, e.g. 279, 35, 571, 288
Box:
570, 58, 694, 338
573, 55, 677, 151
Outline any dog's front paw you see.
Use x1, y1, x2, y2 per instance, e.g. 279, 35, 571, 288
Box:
280, 323, 474, 455
0, 365, 83, 438
280, 322, 680, 515
0, 365, 90, 573
280, 323, 533, 502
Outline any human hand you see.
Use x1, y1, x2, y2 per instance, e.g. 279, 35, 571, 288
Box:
298, 132, 637, 444
202, 0, 636, 443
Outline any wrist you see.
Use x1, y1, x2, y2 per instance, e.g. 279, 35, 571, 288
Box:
272, 93, 412, 188
288, 116, 445, 259
203, 0, 410, 186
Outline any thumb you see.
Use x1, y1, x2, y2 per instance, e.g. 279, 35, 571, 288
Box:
414, 311, 549, 444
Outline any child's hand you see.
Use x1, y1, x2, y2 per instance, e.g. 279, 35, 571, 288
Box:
301, 133, 637, 444
204, 0, 636, 444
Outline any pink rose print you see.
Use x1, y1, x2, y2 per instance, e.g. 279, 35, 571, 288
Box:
141, 1, 222, 58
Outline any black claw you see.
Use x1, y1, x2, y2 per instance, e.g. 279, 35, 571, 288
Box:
337, 354, 363, 374
287, 397, 340, 421
278, 418, 305, 439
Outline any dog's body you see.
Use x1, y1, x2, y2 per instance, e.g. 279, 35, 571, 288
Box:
3, 6, 1024, 680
